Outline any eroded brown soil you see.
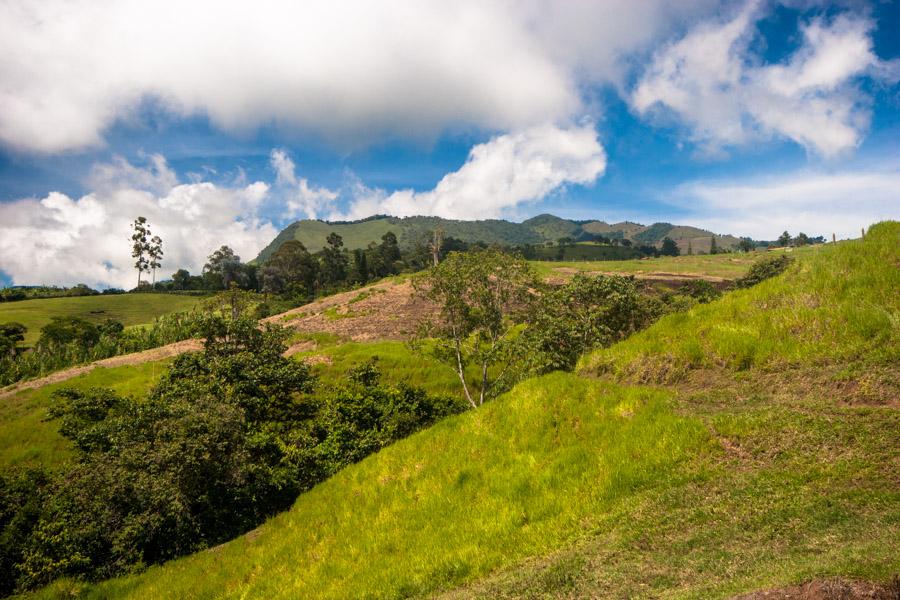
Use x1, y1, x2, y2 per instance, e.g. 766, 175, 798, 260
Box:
732, 577, 900, 600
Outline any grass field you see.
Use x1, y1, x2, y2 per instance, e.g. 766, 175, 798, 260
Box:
0, 294, 202, 346
530, 248, 804, 280
30, 224, 899, 598
0, 361, 171, 469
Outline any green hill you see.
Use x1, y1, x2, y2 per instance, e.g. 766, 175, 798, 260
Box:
0, 294, 202, 346
254, 214, 746, 263
37, 222, 899, 598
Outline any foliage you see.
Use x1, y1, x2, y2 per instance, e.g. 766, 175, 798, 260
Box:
660, 237, 680, 256
678, 279, 722, 304
734, 253, 793, 289
523, 275, 657, 373
0, 285, 100, 303
414, 248, 537, 407
1, 316, 463, 593
0, 323, 26, 357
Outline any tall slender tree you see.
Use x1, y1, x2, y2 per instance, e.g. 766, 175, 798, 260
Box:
131, 217, 151, 289
148, 235, 164, 288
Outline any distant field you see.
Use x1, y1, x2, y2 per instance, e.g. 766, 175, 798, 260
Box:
0, 294, 202, 345
532, 249, 783, 280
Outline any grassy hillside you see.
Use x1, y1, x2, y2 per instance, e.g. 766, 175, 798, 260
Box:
0, 294, 202, 346
32, 222, 899, 598
0, 361, 171, 469
254, 214, 746, 263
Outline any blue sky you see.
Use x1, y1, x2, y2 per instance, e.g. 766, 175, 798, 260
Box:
1, 0, 898, 288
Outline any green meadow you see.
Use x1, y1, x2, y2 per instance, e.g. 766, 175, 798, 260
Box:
0, 294, 202, 346
28, 224, 898, 598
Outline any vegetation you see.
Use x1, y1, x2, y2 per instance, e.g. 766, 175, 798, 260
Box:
0, 294, 201, 347
414, 249, 535, 407
1, 313, 464, 594
19, 221, 894, 600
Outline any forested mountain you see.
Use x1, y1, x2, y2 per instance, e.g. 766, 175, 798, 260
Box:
255, 214, 742, 262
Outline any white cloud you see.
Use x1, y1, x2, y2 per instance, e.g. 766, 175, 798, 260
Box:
0, 0, 730, 154
669, 167, 900, 239
270, 150, 338, 220
631, 3, 892, 157
0, 157, 276, 288
336, 123, 606, 220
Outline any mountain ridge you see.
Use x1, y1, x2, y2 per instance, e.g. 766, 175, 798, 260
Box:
254, 214, 743, 263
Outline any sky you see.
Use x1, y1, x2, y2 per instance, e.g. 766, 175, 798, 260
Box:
1, 0, 898, 289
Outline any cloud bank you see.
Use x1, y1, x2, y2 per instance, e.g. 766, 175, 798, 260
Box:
0, 156, 276, 288
670, 167, 900, 239
0, 0, 716, 154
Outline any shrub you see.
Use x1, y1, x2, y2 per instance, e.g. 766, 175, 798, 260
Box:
735, 254, 793, 288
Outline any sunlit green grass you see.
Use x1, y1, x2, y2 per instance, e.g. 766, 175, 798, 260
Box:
0, 294, 202, 346
36, 374, 712, 599
0, 361, 171, 469
299, 340, 463, 397
579, 224, 899, 381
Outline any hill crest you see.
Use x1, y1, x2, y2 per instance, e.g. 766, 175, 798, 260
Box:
254, 214, 743, 263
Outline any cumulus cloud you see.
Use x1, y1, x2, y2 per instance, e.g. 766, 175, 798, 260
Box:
0, 0, 731, 154
270, 150, 338, 219
335, 123, 606, 220
631, 3, 892, 157
0, 156, 276, 288
668, 167, 900, 239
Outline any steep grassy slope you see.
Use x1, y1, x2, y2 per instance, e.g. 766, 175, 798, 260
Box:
0, 294, 202, 346
32, 225, 899, 598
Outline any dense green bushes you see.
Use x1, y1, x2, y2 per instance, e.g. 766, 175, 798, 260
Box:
0, 311, 203, 386
0, 316, 464, 595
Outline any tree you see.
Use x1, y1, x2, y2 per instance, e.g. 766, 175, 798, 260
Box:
738, 237, 754, 253
687, 240, 693, 255
148, 235, 163, 288
204, 246, 243, 289
777, 231, 792, 247
793, 232, 810, 247
171, 269, 191, 290
524, 275, 653, 373
660, 237, 680, 256
320, 233, 348, 286
709, 236, 719, 255
414, 249, 536, 408
130, 217, 151, 289
261, 241, 318, 296
379, 231, 401, 272
0, 322, 26, 357
429, 228, 444, 267
36, 317, 100, 351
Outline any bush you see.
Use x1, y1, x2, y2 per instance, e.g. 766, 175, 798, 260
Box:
735, 254, 793, 288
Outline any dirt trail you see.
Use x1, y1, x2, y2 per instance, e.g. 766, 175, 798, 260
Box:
0, 339, 204, 400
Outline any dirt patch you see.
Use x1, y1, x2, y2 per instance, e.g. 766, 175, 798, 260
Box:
301, 354, 333, 366
732, 577, 900, 599
0, 338, 204, 399
271, 279, 438, 342
283, 340, 317, 357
